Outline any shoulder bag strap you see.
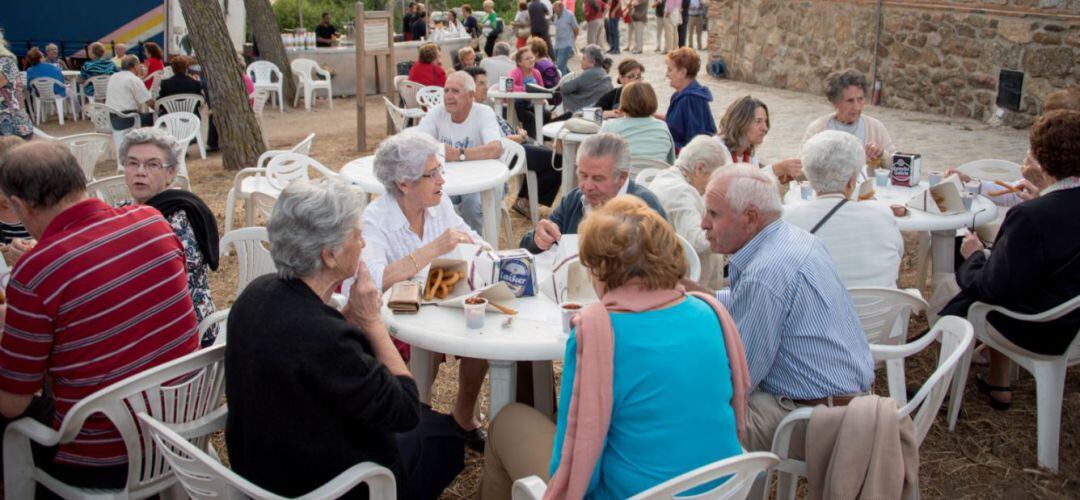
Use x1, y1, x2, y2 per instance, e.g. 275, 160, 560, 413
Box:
809, 198, 848, 234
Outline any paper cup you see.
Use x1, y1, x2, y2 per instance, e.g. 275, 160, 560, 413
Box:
799, 181, 813, 200
499, 76, 513, 92
928, 171, 943, 186
874, 168, 890, 187
961, 192, 975, 211
464, 297, 488, 329
560, 302, 582, 334
965, 180, 981, 195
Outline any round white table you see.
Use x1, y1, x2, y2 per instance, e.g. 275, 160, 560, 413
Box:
340, 156, 510, 249
490, 90, 553, 141
541, 120, 592, 195
382, 252, 569, 420
783, 181, 998, 282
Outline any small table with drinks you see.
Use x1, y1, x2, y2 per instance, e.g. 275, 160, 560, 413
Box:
489, 88, 553, 141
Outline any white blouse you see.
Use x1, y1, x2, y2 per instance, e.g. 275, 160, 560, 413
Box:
361, 193, 484, 290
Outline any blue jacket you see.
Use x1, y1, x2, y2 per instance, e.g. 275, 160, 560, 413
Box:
666, 79, 716, 150
520, 180, 668, 253
26, 63, 67, 97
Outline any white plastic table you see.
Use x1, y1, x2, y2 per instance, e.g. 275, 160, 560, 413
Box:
783, 181, 998, 280
541, 120, 592, 195
340, 156, 510, 249
381, 252, 568, 420
490, 90, 553, 141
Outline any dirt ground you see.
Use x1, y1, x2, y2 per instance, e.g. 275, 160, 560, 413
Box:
35, 43, 1077, 499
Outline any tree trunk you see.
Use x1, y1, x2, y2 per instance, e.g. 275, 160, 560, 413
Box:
245, 0, 298, 100
178, 0, 264, 170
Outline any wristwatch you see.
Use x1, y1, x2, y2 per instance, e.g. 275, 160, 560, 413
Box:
458, 148, 467, 162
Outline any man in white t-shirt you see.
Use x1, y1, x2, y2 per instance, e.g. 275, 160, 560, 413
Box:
105, 55, 155, 130
414, 71, 504, 232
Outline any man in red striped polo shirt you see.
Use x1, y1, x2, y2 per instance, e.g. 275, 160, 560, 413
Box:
0, 142, 198, 490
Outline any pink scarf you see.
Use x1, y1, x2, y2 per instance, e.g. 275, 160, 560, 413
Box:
544, 283, 750, 500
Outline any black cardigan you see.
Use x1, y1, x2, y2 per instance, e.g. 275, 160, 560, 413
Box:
225, 275, 421, 497
941, 187, 1080, 355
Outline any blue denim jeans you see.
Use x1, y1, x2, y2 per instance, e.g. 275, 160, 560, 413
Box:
606, 17, 621, 53
555, 47, 573, 76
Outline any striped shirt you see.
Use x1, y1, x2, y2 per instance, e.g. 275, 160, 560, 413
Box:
0, 199, 198, 467
0, 219, 30, 244
716, 219, 874, 400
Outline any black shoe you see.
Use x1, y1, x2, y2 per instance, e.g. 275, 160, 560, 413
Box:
975, 374, 1012, 411
459, 425, 487, 453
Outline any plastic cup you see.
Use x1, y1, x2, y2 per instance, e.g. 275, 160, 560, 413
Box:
464, 297, 487, 330
965, 180, 981, 195
875, 168, 890, 187
799, 181, 813, 200
961, 192, 975, 211
561, 302, 582, 334
928, 171, 943, 186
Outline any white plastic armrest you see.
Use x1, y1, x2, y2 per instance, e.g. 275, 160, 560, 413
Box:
169, 405, 228, 440
256, 149, 292, 169
770, 407, 813, 462
512, 475, 547, 500
232, 167, 267, 193
974, 295, 1080, 323
315, 67, 332, 80
297, 462, 395, 500
6, 417, 62, 447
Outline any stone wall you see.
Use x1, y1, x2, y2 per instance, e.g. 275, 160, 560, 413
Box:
706, 0, 1079, 126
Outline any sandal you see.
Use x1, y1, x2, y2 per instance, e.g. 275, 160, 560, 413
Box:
512, 197, 532, 220
975, 374, 1012, 411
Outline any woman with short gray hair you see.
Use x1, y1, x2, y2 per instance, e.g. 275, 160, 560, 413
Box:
645, 134, 732, 288
784, 130, 903, 288
361, 133, 490, 447
227, 177, 468, 499
802, 68, 896, 166
556, 44, 613, 114
119, 127, 219, 345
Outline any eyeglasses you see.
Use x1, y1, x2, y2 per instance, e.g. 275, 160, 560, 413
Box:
420, 167, 446, 180
123, 159, 171, 171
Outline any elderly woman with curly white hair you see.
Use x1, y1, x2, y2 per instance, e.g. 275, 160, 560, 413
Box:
226, 179, 466, 499
360, 131, 490, 451
783, 130, 903, 288
643, 134, 731, 289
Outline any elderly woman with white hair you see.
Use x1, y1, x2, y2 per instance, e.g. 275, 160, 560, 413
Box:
226, 179, 466, 499
555, 44, 613, 115
360, 132, 491, 451
783, 130, 903, 288
802, 69, 896, 165
644, 134, 730, 288
119, 128, 220, 345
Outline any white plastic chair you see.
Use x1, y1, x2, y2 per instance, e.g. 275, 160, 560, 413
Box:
157, 93, 205, 116
499, 139, 533, 242
848, 287, 929, 405
3, 345, 228, 499
955, 159, 1023, 183
81, 74, 111, 111
87, 175, 133, 206
417, 85, 444, 109
946, 295, 1080, 471
246, 60, 285, 112
105, 104, 141, 164
397, 79, 425, 110
383, 96, 410, 133
144, 69, 164, 98
263, 152, 339, 191
676, 233, 701, 282
629, 157, 671, 177
513, 451, 779, 500
139, 413, 396, 500
252, 89, 271, 147
197, 308, 230, 346
58, 132, 111, 181
155, 111, 206, 162
29, 77, 76, 125
765, 316, 974, 500
223, 133, 315, 234
290, 58, 333, 112
636, 167, 662, 185
220, 227, 277, 296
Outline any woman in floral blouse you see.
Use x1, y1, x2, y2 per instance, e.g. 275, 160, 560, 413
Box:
119, 128, 220, 346
0, 33, 33, 139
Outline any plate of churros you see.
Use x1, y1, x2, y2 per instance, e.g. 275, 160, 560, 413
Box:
985, 180, 1022, 198
424, 266, 469, 302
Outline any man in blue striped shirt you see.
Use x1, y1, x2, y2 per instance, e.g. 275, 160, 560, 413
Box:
701, 166, 874, 452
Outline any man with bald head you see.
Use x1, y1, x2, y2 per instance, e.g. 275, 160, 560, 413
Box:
0, 141, 197, 489
414, 70, 505, 232
700, 166, 873, 452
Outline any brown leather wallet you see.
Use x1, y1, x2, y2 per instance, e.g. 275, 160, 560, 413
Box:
388, 281, 421, 314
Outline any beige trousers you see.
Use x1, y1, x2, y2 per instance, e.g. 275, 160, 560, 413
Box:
586, 19, 604, 46
663, 16, 679, 52
479, 403, 557, 500
630, 21, 646, 52
687, 15, 704, 48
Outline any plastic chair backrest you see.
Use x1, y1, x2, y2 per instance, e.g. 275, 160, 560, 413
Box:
84, 103, 114, 133
252, 89, 271, 118
220, 227, 277, 296
59, 133, 111, 181
157, 94, 205, 115
955, 159, 1022, 183
636, 167, 661, 185
87, 175, 132, 206
970, 296, 1080, 364
145, 69, 163, 96
552, 71, 577, 91
292, 132, 316, 156
29, 77, 61, 100
673, 234, 700, 282
86, 74, 111, 101
629, 157, 671, 176
47, 345, 227, 496
848, 287, 928, 345
265, 152, 336, 191
139, 413, 397, 500
500, 138, 527, 177
417, 86, 444, 108
398, 80, 424, 108
383, 96, 408, 133
198, 308, 230, 347
247, 60, 282, 84
629, 452, 780, 500
290, 58, 318, 83
870, 315, 974, 444
249, 191, 278, 224
154, 111, 201, 145
162, 66, 175, 79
